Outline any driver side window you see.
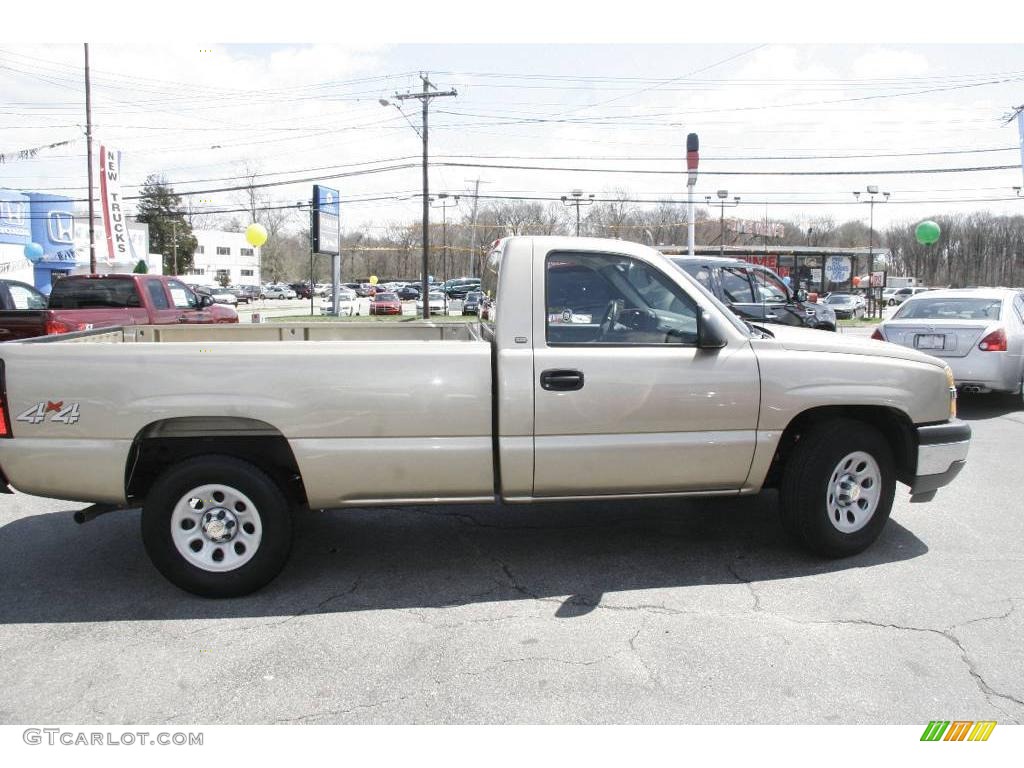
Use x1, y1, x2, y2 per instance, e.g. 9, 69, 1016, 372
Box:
545, 252, 699, 346
167, 280, 199, 310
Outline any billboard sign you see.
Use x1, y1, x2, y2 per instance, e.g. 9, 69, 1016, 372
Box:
312, 184, 340, 256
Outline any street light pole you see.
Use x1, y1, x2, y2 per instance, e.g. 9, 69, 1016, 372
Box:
705, 190, 740, 258
560, 189, 595, 236
853, 186, 890, 317
430, 194, 460, 285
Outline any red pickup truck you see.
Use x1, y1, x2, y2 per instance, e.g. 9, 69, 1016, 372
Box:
0, 274, 238, 341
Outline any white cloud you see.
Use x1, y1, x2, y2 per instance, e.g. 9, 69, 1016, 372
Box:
851, 49, 930, 79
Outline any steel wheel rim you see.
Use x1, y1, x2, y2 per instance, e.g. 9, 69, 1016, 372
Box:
170, 483, 263, 572
826, 451, 881, 534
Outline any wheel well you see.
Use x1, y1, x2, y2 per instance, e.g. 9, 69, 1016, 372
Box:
764, 406, 916, 488
125, 417, 307, 506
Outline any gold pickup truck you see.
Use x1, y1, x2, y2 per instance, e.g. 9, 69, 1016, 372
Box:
0, 237, 970, 597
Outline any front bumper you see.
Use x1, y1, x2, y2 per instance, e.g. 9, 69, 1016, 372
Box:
910, 420, 971, 499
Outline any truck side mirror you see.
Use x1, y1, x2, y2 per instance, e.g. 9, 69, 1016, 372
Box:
199, 295, 214, 308
698, 311, 728, 349
794, 288, 808, 302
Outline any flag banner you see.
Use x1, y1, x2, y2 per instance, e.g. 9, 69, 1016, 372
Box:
1018, 110, 1023, 186
99, 146, 131, 265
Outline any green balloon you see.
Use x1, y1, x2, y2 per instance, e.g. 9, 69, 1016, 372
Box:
915, 220, 941, 245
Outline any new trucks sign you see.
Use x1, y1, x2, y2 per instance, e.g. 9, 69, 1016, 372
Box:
99, 146, 131, 265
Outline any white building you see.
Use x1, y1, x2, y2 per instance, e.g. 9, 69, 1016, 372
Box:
186, 230, 261, 287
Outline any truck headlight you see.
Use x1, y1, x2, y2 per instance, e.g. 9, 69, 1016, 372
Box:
945, 365, 957, 419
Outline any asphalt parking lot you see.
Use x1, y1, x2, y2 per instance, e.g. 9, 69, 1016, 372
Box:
0, 394, 1021, 725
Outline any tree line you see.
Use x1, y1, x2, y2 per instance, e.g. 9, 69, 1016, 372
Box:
136, 174, 1024, 288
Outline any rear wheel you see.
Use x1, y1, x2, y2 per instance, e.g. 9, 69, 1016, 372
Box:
779, 419, 895, 558
141, 455, 293, 597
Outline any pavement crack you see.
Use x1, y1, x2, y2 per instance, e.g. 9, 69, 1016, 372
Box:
792, 616, 1024, 719
628, 622, 662, 689
274, 575, 364, 627
272, 692, 414, 723
726, 556, 763, 613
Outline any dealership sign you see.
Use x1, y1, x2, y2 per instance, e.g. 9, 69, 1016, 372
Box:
312, 184, 340, 256
824, 255, 852, 283
100, 146, 132, 264
0, 189, 31, 243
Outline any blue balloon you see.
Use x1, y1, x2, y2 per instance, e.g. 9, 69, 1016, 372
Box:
24, 242, 44, 262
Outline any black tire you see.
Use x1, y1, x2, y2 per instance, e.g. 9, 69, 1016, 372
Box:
141, 455, 293, 598
779, 418, 896, 558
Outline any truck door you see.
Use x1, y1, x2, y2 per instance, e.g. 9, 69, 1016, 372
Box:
142, 278, 181, 324
166, 279, 213, 323
531, 249, 761, 497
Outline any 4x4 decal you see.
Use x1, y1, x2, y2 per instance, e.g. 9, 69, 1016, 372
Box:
16, 401, 81, 425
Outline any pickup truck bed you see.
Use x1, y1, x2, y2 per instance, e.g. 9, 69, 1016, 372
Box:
6, 323, 491, 506
0, 237, 971, 598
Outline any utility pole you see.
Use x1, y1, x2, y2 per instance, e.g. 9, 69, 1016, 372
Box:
705, 190, 740, 258
84, 43, 97, 274
171, 220, 178, 275
386, 73, 457, 319
464, 178, 490, 277
560, 189, 595, 236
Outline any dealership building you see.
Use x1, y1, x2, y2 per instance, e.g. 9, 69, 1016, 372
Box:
0, 188, 160, 294
183, 230, 261, 287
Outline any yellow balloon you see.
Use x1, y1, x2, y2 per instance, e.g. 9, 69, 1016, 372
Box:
245, 223, 268, 247
369, 275, 378, 285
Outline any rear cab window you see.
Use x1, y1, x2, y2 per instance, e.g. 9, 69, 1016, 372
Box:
48, 278, 142, 309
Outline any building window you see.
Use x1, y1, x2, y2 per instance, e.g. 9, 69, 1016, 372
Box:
240, 269, 254, 277
216, 246, 231, 255
240, 248, 254, 256
216, 269, 231, 284
196, 245, 205, 254
189, 269, 205, 276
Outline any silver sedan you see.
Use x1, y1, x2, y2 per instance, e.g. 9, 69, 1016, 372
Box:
874, 288, 1024, 401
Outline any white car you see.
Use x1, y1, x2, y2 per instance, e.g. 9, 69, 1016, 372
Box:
415, 291, 447, 313
320, 288, 359, 317
890, 286, 932, 305
209, 288, 237, 305
875, 288, 1024, 400
263, 285, 297, 300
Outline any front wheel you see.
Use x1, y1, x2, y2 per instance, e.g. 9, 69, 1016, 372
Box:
141, 455, 293, 597
779, 419, 895, 558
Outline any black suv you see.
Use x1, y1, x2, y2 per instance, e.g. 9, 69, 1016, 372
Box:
670, 256, 836, 331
